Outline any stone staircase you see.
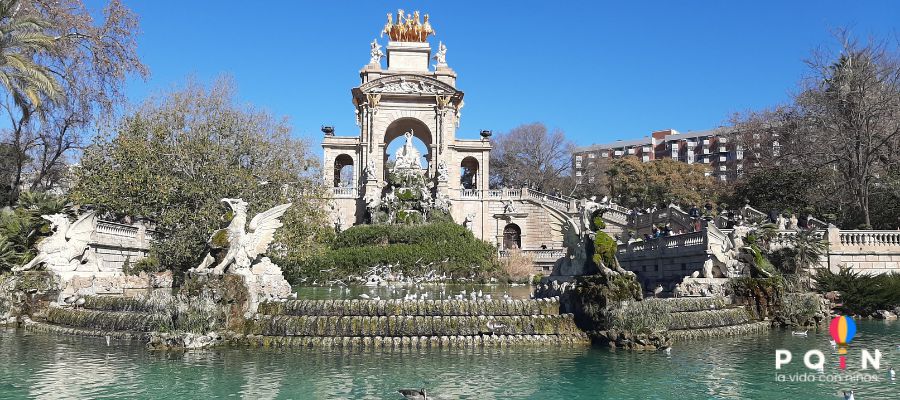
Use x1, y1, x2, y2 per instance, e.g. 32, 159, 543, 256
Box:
23, 295, 590, 349
649, 297, 771, 341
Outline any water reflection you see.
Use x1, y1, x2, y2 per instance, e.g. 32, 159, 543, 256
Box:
2, 322, 898, 399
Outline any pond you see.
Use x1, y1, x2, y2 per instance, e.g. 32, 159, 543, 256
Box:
1, 321, 897, 399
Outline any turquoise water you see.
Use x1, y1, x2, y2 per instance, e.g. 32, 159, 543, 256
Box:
1, 321, 898, 399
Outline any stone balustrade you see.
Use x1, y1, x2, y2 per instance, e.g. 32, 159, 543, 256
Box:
617, 230, 706, 259
456, 188, 574, 213
96, 220, 140, 239
837, 230, 900, 248
498, 249, 566, 261
331, 187, 358, 198
88, 219, 155, 274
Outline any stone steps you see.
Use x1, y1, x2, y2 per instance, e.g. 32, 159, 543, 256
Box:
81, 295, 169, 313
258, 297, 560, 317
232, 333, 590, 349
249, 314, 581, 337
664, 308, 750, 330
667, 321, 771, 341
23, 320, 151, 341
46, 307, 172, 333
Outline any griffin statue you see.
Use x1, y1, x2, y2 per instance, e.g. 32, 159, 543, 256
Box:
15, 212, 98, 273
194, 198, 292, 275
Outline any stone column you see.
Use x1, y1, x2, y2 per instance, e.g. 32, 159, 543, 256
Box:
827, 225, 842, 272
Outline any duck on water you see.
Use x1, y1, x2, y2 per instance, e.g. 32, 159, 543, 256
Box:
398, 388, 427, 400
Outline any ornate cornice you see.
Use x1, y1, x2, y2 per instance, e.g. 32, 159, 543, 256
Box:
357, 74, 458, 96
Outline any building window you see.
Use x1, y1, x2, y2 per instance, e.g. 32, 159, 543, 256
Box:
601, 152, 609, 158
588, 153, 596, 158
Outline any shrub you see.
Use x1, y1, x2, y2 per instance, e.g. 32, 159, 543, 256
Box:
499, 249, 534, 281
285, 222, 499, 283
815, 267, 900, 316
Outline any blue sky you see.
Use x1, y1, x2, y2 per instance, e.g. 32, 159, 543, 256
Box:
112, 1, 899, 147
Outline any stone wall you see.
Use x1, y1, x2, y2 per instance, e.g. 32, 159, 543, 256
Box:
89, 220, 154, 272
825, 228, 900, 274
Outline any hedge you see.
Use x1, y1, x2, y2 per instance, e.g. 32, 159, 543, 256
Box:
284, 222, 499, 283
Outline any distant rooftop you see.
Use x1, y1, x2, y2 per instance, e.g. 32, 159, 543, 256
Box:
574, 126, 732, 152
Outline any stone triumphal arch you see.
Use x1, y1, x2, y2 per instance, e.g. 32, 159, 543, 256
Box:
321, 12, 625, 273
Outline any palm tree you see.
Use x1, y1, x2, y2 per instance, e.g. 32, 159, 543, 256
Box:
0, 0, 61, 116
789, 230, 829, 288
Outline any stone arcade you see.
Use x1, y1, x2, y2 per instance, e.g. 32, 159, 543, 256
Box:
322, 14, 606, 274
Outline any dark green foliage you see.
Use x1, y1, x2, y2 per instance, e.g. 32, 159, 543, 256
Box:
285, 222, 499, 283
0, 192, 69, 272
729, 276, 785, 298
70, 80, 332, 275
727, 166, 833, 223
815, 268, 900, 316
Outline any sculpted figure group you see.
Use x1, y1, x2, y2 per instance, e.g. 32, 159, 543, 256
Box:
382, 9, 435, 42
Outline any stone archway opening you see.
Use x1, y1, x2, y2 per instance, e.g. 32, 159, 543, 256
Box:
383, 118, 433, 178
460, 156, 479, 189
503, 223, 521, 250
333, 154, 354, 187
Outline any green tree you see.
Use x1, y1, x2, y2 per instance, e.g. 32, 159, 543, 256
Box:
606, 157, 721, 209
0, 0, 60, 114
727, 165, 835, 219
771, 230, 828, 289
730, 33, 900, 228
1, 0, 148, 206
69, 78, 331, 275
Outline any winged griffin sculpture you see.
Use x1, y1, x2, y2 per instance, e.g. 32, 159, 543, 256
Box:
195, 198, 292, 275
15, 212, 97, 272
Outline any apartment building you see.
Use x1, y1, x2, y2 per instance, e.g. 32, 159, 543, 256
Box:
572, 128, 749, 184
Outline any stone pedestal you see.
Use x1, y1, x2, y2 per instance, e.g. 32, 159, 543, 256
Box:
387, 41, 430, 71
233, 257, 292, 317
55, 270, 173, 303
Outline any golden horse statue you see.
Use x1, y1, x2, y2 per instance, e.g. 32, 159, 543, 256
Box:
382, 10, 434, 42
